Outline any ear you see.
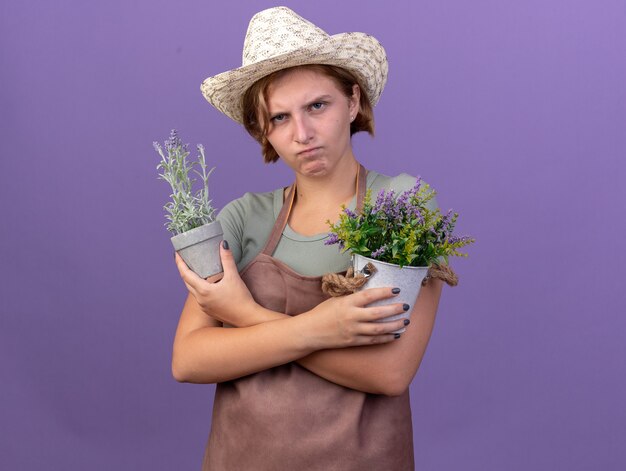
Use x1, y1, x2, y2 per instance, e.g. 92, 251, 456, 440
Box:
349, 84, 361, 116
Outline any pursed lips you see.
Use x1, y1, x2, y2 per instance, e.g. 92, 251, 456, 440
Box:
297, 147, 321, 157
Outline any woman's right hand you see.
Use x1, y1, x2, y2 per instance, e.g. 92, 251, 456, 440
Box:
175, 241, 262, 327
300, 288, 410, 350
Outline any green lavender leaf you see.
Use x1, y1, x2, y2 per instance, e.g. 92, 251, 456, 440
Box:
154, 130, 217, 235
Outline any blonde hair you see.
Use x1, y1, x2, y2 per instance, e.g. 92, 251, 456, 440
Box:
242, 64, 375, 164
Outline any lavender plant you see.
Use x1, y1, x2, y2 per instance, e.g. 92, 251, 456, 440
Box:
153, 130, 216, 235
326, 178, 474, 267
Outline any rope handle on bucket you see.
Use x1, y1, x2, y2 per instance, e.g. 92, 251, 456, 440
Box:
321, 262, 459, 297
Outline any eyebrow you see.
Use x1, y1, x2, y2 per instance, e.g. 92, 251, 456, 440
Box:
269, 94, 334, 116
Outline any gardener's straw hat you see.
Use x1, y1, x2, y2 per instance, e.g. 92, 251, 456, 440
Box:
201, 6, 388, 124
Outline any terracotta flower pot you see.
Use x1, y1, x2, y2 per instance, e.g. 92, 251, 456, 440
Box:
352, 254, 429, 334
171, 220, 223, 279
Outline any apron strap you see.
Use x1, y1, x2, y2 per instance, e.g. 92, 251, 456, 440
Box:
261, 182, 297, 257
261, 163, 368, 256
355, 162, 367, 214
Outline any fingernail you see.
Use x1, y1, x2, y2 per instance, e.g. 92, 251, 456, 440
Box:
391, 287, 401, 294
404, 319, 410, 326
222, 240, 229, 250
394, 333, 401, 339
403, 304, 410, 311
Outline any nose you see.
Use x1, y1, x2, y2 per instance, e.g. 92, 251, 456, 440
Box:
292, 114, 313, 144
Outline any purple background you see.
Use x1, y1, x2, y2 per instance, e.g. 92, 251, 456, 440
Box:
1, 0, 625, 469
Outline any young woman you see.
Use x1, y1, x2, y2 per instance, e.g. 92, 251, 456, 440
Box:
172, 7, 443, 470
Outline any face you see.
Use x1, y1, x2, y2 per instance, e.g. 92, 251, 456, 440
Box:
264, 67, 360, 178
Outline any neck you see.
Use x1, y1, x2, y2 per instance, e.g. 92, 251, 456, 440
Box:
293, 157, 360, 206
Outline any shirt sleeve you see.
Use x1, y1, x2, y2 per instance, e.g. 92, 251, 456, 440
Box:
216, 198, 246, 266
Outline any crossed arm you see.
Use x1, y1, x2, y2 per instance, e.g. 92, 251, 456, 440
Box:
171, 244, 443, 396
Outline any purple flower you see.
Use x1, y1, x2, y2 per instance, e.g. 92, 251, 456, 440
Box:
396, 179, 421, 205
412, 180, 420, 192
440, 209, 454, 232
447, 235, 473, 245
371, 245, 387, 259
373, 188, 401, 221
165, 129, 187, 152
343, 208, 357, 219
325, 232, 340, 246
396, 191, 410, 211
405, 202, 423, 224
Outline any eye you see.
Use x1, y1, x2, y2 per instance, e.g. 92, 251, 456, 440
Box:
270, 113, 287, 123
310, 102, 326, 111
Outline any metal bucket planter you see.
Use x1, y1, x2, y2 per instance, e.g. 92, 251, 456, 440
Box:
352, 254, 429, 333
171, 220, 224, 279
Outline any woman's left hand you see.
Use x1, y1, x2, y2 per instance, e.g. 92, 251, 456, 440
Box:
174, 241, 259, 327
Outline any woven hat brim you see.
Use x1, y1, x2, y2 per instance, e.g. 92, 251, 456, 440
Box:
201, 32, 388, 124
